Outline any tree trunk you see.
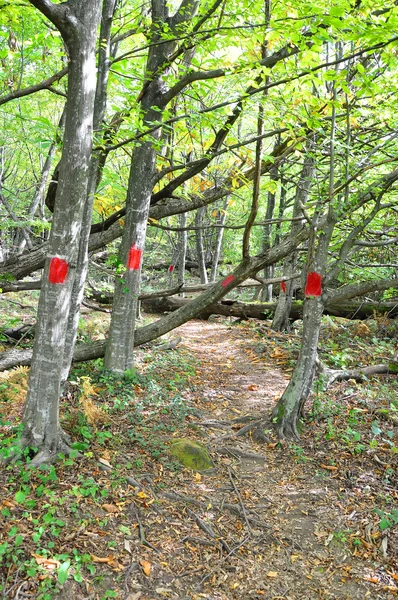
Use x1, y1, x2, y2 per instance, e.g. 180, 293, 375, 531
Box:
104, 0, 200, 373
273, 297, 324, 439
272, 147, 315, 331
104, 103, 161, 373
260, 164, 278, 302
210, 199, 228, 282
19, 0, 101, 465
16, 109, 66, 254
141, 296, 398, 321
60, 0, 117, 384
178, 212, 188, 295
273, 72, 338, 439
195, 206, 208, 284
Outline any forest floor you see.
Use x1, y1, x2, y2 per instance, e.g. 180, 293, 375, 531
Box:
0, 311, 397, 600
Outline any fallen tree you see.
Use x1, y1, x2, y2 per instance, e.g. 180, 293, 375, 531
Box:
0, 247, 396, 373
141, 296, 398, 321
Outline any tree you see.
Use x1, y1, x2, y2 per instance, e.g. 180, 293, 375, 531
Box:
12, 0, 102, 465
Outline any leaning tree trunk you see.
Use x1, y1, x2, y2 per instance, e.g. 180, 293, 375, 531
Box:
19, 0, 101, 465
273, 296, 324, 438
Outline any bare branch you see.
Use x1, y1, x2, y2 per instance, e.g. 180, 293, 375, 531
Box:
0, 67, 68, 107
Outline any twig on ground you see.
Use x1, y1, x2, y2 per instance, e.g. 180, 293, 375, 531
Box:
216, 446, 267, 462
131, 503, 159, 553
227, 467, 253, 533
180, 536, 217, 547
161, 491, 268, 528
186, 506, 231, 553
82, 300, 110, 313
197, 535, 251, 588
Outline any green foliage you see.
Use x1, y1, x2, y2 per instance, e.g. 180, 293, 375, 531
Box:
374, 508, 398, 532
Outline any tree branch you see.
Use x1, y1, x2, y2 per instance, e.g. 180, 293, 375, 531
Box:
324, 278, 397, 304
0, 67, 68, 107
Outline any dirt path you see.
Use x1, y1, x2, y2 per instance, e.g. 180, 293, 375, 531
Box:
131, 319, 394, 600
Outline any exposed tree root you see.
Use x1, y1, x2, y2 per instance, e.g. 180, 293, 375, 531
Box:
274, 419, 300, 441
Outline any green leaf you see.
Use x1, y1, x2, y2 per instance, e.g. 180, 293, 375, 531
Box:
14, 490, 26, 504
371, 422, 382, 435
379, 518, 391, 531
57, 560, 71, 584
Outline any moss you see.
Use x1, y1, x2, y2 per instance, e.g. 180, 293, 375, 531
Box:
388, 362, 398, 374
169, 438, 214, 472
276, 402, 285, 420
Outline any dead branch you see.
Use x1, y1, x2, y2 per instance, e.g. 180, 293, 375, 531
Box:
318, 361, 398, 388
227, 468, 253, 533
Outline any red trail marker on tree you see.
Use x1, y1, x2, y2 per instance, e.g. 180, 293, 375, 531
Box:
168, 264, 175, 274
127, 244, 142, 271
281, 281, 287, 293
48, 257, 69, 284
221, 274, 235, 288
305, 272, 322, 297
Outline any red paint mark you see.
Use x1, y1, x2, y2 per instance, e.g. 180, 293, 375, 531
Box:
221, 274, 235, 288
48, 257, 68, 284
168, 264, 175, 274
281, 281, 287, 293
127, 244, 142, 271
305, 271, 322, 297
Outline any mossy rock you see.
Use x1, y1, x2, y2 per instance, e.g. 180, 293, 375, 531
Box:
169, 438, 215, 472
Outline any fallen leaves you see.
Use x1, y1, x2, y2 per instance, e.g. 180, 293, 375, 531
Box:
139, 559, 151, 576
32, 554, 60, 571
101, 503, 120, 514
320, 464, 338, 471
91, 554, 123, 570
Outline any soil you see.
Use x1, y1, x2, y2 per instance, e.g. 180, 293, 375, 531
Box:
1, 316, 397, 600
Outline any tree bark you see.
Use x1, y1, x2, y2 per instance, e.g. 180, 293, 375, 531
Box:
19, 0, 101, 465
104, 0, 200, 373
195, 206, 208, 284
61, 0, 118, 384
141, 296, 398, 321
272, 146, 315, 331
